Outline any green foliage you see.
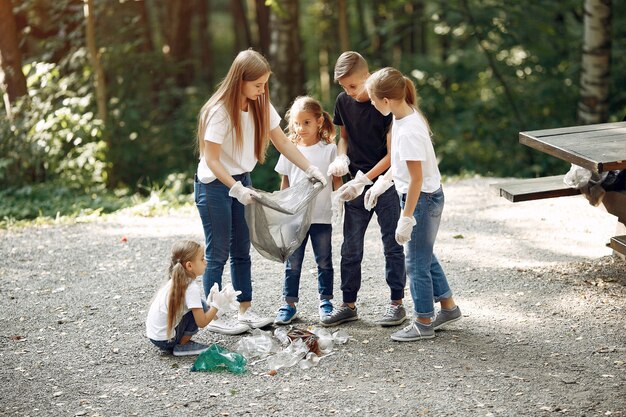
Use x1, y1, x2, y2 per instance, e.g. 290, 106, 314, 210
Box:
0, 54, 107, 189
5, 0, 626, 223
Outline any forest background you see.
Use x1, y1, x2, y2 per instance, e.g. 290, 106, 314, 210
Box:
0, 0, 624, 223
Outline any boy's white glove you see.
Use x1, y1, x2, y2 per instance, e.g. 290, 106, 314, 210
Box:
337, 171, 372, 201
327, 154, 350, 177
229, 181, 259, 205
395, 216, 416, 245
331, 190, 344, 227
207, 283, 241, 313
305, 165, 328, 186
364, 175, 393, 211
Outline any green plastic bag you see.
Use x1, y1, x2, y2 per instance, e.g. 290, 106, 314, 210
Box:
190, 343, 247, 374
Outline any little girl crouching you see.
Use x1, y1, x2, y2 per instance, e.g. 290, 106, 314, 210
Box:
145, 240, 238, 356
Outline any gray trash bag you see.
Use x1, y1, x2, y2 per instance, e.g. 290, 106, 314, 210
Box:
245, 178, 324, 263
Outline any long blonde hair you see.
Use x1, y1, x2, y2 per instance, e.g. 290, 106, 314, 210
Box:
196, 49, 272, 164
366, 67, 431, 134
166, 240, 202, 340
285, 96, 334, 144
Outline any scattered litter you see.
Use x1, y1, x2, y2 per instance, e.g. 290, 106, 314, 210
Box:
190, 344, 246, 374
234, 326, 350, 373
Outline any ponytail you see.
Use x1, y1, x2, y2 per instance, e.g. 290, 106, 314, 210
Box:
165, 240, 202, 340
403, 76, 417, 108
319, 111, 334, 144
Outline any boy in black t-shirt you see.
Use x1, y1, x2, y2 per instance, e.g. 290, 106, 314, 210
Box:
321, 51, 407, 328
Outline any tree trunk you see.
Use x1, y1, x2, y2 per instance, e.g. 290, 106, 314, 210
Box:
145, 0, 164, 53
255, 0, 270, 56
197, 0, 213, 88
337, 0, 349, 51
578, 0, 612, 124
134, 0, 153, 53
83, 0, 107, 124
231, 0, 252, 51
269, 0, 305, 115
166, 0, 194, 86
0, 0, 27, 104
372, 0, 387, 64
414, 0, 427, 55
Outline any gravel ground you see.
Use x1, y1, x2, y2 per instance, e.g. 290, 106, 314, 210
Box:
1, 177, 624, 417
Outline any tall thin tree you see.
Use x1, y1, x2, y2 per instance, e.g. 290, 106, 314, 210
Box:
269, 0, 305, 114
0, 0, 27, 110
578, 0, 612, 124
84, 0, 107, 124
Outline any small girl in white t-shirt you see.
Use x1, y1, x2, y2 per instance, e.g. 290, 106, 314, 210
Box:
146, 240, 239, 356
365, 68, 461, 342
273, 96, 343, 325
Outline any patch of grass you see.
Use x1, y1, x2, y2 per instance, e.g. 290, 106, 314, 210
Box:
0, 179, 193, 229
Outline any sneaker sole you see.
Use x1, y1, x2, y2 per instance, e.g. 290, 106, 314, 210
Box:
433, 315, 462, 331
173, 348, 209, 356
206, 325, 250, 335
241, 319, 275, 329
274, 312, 298, 325
319, 315, 358, 327
390, 333, 435, 342
377, 316, 408, 327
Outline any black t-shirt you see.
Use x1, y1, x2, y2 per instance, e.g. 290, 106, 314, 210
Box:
333, 92, 393, 178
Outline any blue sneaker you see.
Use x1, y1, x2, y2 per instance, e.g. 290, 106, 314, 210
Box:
274, 304, 297, 325
319, 299, 333, 319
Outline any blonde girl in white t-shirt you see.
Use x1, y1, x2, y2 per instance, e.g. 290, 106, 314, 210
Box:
145, 241, 218, 356
273, 96, 344, 325
364, 67, 461, 342
194, 50, 327, 335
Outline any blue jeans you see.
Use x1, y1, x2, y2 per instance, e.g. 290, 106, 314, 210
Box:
402, 186, 452, 318
150, 300, 208, 351
194, 173, 253, 302
340, 185, 405, 303
283, 223, 333, 303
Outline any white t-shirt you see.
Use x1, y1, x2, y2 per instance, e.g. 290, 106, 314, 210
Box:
197, 102, 281, 184
275, 141, 337, 224
391, 110, 441, 194
145, 279, 204, 341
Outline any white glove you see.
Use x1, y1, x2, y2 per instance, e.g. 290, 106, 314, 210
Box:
337, 171, 372, 201
331, 190, 344, 227
207, 283, 241, 313
327, 154, 350, 177
364, 175, 393, 211
305, 165, 328, 186
228, 181, 259, 205
395, 216, 416, 245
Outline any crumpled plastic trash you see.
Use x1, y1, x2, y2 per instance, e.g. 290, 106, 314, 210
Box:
563, 164, 607, 189
311, 328, 349, 354
245, 178, 324, 262
234, 329, 279, 359
266, 338, 310, 371
190, 343, 246, 374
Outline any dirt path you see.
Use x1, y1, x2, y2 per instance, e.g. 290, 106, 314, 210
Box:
1, 178, 624, 417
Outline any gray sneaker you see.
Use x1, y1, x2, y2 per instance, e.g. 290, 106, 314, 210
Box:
390, 321, 435, 342
320, 305, 358, 327
173, 340, 210, 356
432, 306, 462, 330
376, 303, 407, 327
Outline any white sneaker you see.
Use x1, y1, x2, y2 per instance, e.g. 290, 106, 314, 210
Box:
206, 316, 250, 335
238, 309, 273, 328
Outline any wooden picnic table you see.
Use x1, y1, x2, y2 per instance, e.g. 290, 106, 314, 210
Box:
519, 121, 626, 174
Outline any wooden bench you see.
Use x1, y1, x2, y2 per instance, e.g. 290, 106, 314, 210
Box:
491, 175, 581, 203
609, 235, 626, 256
